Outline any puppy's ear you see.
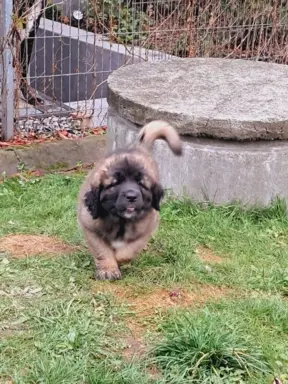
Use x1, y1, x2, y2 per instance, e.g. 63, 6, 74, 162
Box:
152, 183, 164, 211
84, 187, 101, 219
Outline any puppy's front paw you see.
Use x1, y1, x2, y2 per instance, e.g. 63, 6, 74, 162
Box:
95, 268, 122, 281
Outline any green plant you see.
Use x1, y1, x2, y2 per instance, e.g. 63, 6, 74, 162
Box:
152, 312, 272, 382
17, 162, 25, 172
45, 0, 62, 21
87, 0, 152, 44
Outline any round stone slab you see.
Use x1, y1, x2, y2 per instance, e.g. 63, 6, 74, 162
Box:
107, 58, 288, 140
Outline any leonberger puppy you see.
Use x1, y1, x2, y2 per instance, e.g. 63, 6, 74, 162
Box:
77, 120, 182, 280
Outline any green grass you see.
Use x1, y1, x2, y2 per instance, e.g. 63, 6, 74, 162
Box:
151, 297, 288, 383
1, 173, 288, 383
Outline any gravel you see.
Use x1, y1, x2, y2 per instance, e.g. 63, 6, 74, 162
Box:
0, 114, 106, 145
14, 115, 83, 138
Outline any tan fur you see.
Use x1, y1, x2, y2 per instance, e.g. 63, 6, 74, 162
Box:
134, 120, 182, 155
77, 120, 182, 280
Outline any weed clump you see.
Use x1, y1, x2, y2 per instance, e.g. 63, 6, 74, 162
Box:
152, 312, 271, 383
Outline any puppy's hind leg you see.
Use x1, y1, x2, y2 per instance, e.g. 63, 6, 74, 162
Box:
83, 229, 121, 281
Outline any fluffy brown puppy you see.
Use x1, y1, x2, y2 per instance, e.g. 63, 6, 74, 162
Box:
77, 121, 182, 280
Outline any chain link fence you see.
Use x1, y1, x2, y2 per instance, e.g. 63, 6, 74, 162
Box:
1, 0, 288, 141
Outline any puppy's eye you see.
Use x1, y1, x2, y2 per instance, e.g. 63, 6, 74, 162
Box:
114, 171, 122, 179
112, 172, 124, 184
134, 172, 144, 184
134, 171, 142, 180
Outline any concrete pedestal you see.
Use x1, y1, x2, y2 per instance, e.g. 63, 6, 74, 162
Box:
107, 58, 288, 206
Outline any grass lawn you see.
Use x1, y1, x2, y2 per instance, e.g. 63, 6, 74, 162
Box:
0, 173, 288, 383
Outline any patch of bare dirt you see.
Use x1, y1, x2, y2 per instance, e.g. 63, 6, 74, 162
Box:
0, 330, 16, 338
94, 282, 231, 361
0, 234, 76, 258
196, 245, 224, 264
131, 286, 228, 316
122, 335, 146, 359
94, 283, 229, 317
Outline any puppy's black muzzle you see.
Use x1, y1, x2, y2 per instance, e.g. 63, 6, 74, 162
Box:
116, 182, 144, 214
125, 188, 141, 203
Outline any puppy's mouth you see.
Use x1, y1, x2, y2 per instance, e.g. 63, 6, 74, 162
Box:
119, 206, 139, 219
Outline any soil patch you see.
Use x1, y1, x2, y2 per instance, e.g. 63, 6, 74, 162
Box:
196, 245, 224, 264
122, 335, 146, 359
94, 282, 230, 359
94, 283, 229, 316
0, 234, 76, 258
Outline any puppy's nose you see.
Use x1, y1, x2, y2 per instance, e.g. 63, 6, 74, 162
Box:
125, 190, 139, 202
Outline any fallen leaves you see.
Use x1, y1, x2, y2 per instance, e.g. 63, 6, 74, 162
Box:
0, 126, 107, 148
59, 15, 70, 24
0, 134, 50, 147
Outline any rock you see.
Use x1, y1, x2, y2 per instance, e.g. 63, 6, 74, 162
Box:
108, 58, 288, 141
107, 58, 288, 206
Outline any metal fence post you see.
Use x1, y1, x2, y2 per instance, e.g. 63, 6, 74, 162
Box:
1, 0, 14, 141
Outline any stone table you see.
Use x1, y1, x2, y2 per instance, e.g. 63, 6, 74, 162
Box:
106, 58, 288, 206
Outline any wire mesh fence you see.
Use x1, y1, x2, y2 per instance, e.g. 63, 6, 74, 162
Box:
1, 0, 288, 141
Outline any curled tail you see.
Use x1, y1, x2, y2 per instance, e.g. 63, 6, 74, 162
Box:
135, 120, 182, 156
